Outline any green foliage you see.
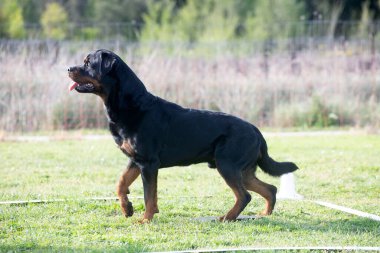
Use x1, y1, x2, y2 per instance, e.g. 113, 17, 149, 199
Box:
245, 0, 305, 41
187, 0, 238, 43
18, 0, 45, 24
273, 96, 340, 128
357, 0, 374, 38
308, 95, 331, 127
139, 0, 176, 42
140, 0, 307, 43
140, 0, 238, 43
273, 103, 310, 128
174, 0, 204, 42
1, 0, 380, 41
91, 0, 147, 40
0, 0, 26, 38
80, 27, 101, 40
93, 0, 147, 23
40, 2, 69, 40
0, 6, 5, 37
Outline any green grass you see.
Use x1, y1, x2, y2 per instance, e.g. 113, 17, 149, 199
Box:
1, 134, 379, 252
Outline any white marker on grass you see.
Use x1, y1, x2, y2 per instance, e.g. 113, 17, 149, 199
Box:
277, 173, 303, 200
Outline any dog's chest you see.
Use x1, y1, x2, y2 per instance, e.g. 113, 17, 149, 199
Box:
108, 120, 139, 158
120, 138, 136, 157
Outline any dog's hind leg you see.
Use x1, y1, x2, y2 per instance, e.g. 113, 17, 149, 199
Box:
242, 168, 277, 216
216, 163, 251, 222
117, 161, 141, 217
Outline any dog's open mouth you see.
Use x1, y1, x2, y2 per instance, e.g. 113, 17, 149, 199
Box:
69, 82, 95, 92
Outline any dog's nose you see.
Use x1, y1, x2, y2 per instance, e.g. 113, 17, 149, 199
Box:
68, 67, 73, 72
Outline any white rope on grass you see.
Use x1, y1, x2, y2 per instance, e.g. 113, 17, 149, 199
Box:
151, 246, 380, 253
2, 174, 380, 223
3, 197, 379, 224
0, 196, 142, 205
277, 173, 380, 222
0, 195, 215, 205
193, 215, 257, 222
313, 200, 380, 222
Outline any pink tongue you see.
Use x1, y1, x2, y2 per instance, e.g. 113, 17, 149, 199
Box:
69, 82, 78, 91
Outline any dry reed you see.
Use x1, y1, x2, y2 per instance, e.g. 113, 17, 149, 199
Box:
0, 40, 379, 132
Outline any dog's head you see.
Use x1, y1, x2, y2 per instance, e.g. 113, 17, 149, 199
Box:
68, 49, 118, 98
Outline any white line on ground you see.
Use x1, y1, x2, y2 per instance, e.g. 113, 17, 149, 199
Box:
0, 195, 214, 205
193, 215, 257, 222
262, 130, 363, 137
1, 130, 365, 142
0, 196, 140, 205
1, 135, 112, 142
2, 196, 379, 223
151, 246, 380, 253
313, 200, 380, 222
2, 196, 378, 251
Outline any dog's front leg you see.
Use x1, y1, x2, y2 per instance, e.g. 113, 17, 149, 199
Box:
117, 161, 141, 217
140, 164, 159, 223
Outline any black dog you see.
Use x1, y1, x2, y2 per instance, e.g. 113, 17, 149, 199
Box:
68, 49, 298, 223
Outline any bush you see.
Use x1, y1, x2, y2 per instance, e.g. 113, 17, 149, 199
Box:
308, 96, 334, 127
80, 27, 101, 40
40, 3, 69, 40
1, 0, 26, 38
273, 96, 342, 128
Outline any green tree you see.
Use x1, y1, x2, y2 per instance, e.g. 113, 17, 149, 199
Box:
66, 0, 92, 23
174, 0, 203, 42
140, 0, 176, 42
357, 0, 374, 38
196, 0, 238, 42
93, 0, 147, 23
245, 0, 305, 40
40, 2, 69, 40
326, 0, 344, 40
140, 0, 239, 43
174, 0, 237, 42
93, 0, 147, 40
0, 5, 6, 37
0, 0, 26, 38
19, 0, 46, 24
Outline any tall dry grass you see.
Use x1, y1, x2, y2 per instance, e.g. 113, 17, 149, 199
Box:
0, 39, 379, 132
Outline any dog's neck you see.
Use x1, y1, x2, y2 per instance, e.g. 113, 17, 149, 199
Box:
104, 61, 155, 124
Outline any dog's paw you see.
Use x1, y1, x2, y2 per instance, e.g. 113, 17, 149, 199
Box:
121, 201, 134, 217
258, 210, 272, 216
138, 218, 151, 224
125, 201, 134, 217
218, 215, 237, 222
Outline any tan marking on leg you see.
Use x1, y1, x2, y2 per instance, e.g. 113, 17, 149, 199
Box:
216, 167, 251, 222
220, 186, 251, 222
242, 169, 277, 215
117, 164, 140, 217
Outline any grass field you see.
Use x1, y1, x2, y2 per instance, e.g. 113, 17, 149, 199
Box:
0, 133, 379, 252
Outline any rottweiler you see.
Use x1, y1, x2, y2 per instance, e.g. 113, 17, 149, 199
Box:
68, 49, 298, 223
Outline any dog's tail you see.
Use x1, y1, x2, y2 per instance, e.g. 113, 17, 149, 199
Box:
255, 129, 299, 177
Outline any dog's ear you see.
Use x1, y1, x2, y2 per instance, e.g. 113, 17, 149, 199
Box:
100, 51, 116, 75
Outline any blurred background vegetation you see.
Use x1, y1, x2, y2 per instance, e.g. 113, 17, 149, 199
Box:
1, 0, 380, 41
0, 0, 380, 132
